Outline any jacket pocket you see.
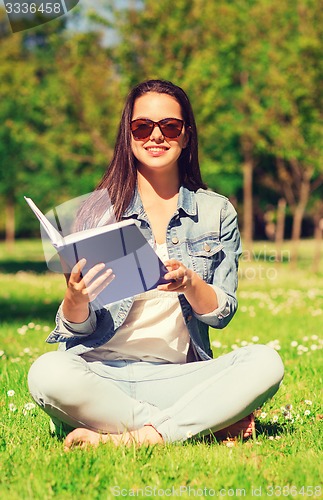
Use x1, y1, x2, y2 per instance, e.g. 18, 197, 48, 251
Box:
186, 234, 223, 281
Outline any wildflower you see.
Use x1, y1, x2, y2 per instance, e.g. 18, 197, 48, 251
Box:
311, 335, 318, 340
302, 336, 308, 341
304, 400, 312, 405
8, 403, 17, 412
43, 326, 50, 332
231, 344, 238, 350
241, 340, 248, 346
24, 403, 36, 411
310, 345, 318, 351
260, 412, 267, 419
252, 336, 259, 342
275, 436, 281, 440
225, 441, 235, 448
211, 341, 222, 348
272, 415, 279, 423
285, 404, 293, 411
304, 410, 311, 416
0, 350, 4, 357
10, 357, 21, 363
267, 340, 281, 351
290, 341, 298, 347
28, 322, 35, 329
7, 390, 15, 397
268, 436, 274, 440
17, 327, 27, 335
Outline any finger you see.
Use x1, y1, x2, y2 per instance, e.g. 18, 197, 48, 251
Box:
164, 259, 181, 270
69, 258, 87, 283
164, 267, 184, 281
157, 281, 185, 292
81, 262, 107, 285
71, 262, 109, 290
86, 270, 115, 299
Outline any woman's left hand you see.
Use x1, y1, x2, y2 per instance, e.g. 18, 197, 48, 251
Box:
157, 259, 194, 292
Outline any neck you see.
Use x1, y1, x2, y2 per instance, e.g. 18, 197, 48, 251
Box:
137, 166, 180, 200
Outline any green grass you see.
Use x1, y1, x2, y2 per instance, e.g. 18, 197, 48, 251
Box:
0, 240, 322, 499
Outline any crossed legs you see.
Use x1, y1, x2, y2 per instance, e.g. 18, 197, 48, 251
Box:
28, 345, 284, 448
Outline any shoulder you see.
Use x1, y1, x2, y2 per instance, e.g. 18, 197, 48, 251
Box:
194, 189, 237, 218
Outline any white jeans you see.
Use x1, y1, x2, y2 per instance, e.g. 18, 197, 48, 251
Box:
28, 345, 284, 442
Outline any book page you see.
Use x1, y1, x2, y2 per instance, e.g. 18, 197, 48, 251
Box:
24, 197, 63, 246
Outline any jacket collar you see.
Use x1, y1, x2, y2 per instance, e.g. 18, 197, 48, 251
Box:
123, 185, 197, 218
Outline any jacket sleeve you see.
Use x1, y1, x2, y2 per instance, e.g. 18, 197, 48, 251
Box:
192, 198, 242, 329
46, 301, 98, 343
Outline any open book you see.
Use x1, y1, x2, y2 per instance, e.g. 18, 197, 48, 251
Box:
24, 197, 172, 307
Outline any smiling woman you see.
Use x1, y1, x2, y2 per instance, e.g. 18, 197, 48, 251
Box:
27, 80, 284, 449
131, 92, 188, 176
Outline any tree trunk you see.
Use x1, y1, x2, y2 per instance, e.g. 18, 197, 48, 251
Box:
5, 193, 15, 249
242, 147, 254, 257
275, 198, 286, 262
290, 178, 310, 267
312, 217, 323, 274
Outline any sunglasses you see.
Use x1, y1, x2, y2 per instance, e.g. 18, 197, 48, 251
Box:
130, 118, 184, 140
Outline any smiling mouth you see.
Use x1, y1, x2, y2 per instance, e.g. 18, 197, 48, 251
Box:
145, 147, 169, 152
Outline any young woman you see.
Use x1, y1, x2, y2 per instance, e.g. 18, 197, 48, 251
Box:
28, 80, 284, 449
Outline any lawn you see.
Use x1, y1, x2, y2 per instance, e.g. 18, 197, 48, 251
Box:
0, 239, 322, 499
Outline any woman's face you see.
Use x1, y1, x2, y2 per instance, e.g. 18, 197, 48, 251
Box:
131, 92, 189, 175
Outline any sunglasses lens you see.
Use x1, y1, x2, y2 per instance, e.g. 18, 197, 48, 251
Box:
160, 119, 183, 138
131, 120, 152, 139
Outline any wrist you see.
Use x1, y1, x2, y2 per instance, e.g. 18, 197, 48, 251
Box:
62, 296, 90, 323
184, 274, 219, 314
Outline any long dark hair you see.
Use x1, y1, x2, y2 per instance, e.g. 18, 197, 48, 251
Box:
75, 80, 207, 229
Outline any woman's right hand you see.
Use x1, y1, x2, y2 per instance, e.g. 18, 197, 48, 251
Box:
62, 258, 115, 323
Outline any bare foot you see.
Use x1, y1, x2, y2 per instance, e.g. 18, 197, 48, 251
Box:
213, 413, 255, 441
64, 425, 164, 451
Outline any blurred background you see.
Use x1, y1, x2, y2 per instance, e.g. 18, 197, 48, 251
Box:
0, 0, 322, 268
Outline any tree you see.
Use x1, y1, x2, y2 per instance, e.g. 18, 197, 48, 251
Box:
0, 10, 122, 240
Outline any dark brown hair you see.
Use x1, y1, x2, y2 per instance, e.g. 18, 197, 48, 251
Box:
75, 80, 207, 229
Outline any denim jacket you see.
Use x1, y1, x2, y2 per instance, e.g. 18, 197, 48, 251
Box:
46, 186, 242, 362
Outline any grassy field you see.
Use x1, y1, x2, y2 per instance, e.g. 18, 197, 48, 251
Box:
0, 240, 322, 499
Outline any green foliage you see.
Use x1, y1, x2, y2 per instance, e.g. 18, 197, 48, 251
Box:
0, 1, 322, 237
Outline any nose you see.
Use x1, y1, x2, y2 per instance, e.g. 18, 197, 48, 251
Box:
150, 123, 164, 141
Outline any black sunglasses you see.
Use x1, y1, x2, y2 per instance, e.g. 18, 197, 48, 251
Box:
130, 118, 184, 140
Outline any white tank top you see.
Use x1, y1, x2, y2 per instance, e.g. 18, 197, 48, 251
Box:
82, 243, 190, 363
